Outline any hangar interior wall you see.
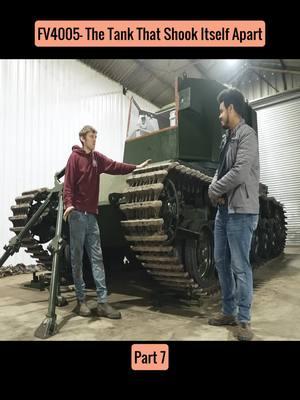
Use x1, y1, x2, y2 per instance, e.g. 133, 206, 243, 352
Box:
0, 59, 157, 266
253, 92, 300, 246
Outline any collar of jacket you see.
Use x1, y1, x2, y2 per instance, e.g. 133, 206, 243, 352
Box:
227, 118, 245, 138
219, 118, 246, 151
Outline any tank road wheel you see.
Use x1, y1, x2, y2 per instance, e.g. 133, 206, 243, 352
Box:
159, 178, 179, 243
120, 162, 216, 295
185, 225, 218, 294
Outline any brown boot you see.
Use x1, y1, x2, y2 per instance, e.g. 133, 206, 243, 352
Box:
77, 301, 92, 317
235, 322, 254, 341
97, 303, 121, 319
208, 313, 237, 326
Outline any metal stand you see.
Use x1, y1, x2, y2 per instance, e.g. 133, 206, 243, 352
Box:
0, 168, 67, 339
34, 181, 66, 339
24, 272, 49, 291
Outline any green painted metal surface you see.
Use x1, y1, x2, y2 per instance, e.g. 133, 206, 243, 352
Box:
99, 76, 258, 249
177, 78, 226, 163
123, 127, 178, 164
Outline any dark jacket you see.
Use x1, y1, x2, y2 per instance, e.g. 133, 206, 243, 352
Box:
64, 145, 136, 214
208, 119, 260, 214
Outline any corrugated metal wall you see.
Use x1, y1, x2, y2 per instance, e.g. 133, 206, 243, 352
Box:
235, 70, 300, 101
252, 91, 300, 245
0, 59, 157, 266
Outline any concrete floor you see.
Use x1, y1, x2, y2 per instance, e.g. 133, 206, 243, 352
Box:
0, 246, 299, 341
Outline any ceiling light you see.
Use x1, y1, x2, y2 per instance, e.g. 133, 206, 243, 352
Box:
226, 60, 239, 66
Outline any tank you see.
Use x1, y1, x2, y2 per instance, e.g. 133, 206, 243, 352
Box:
5, 76, 287, 296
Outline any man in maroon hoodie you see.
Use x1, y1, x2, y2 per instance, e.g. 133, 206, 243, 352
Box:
63, 125, 150, 319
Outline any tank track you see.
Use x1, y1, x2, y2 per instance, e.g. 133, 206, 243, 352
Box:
6, 164, 287, 297
120, 161, 216, 295
119, 161, 287, 297
251, 195, 287, 265
9, 188, 54, 270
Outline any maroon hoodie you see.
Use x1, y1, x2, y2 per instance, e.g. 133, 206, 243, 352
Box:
63, 145, 136, 214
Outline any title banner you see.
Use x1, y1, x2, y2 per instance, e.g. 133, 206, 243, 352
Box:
35, 20, 265, 47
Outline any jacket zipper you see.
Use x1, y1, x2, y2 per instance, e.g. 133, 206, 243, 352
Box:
231, 184, 240, 198
231, 184, 249, 199
245, 184, 249, 198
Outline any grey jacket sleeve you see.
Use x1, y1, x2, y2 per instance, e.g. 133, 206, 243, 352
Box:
208, 169, 219, 205
209, 128, 258, 197
211, 169, 218, 186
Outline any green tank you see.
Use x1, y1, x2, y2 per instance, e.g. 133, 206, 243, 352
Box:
5, 76, 287, 296
98, 76, 287, 295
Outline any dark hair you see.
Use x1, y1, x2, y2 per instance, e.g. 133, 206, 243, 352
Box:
217, 88, 245, 116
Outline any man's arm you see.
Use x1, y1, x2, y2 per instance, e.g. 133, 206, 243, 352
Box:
208, 169, 226, 206
136, 159, 152, 169
63, 155, 76, 220
99, 153, 151, 175
209, 129, 258, 199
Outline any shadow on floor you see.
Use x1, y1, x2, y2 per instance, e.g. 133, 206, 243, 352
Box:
253, 253, 298, 290
22, 252, 296, 328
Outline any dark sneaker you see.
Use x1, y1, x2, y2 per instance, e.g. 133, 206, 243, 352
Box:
77, 301, 92, 317
235, 322, 254, 341
208, 313, 237, 326
97, 303, 121, 319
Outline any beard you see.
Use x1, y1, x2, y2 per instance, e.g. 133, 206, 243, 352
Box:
220, 115, 230, 130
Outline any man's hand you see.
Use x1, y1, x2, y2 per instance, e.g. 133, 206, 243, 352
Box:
63, 206, 75, 222
208, 185, 225, 206
136, 159, 152, 169
217, 197, 225, 205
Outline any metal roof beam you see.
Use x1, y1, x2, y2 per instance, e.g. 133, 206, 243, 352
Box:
279, 59, 288, 90
133, 60, 174, 92
251, 69, 279, 93
227, 63, 250, 84
249, 65, 300, 75
188, 60, 210, 79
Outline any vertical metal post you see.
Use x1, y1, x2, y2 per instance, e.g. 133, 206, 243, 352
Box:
34, 188, 64, 339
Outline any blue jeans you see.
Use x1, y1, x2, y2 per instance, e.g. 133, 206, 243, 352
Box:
68, 210, 107, 304
214, 206, 258, 323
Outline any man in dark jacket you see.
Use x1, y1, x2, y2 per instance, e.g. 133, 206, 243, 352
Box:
208, 89, 260, 341
63, 125, 150, 319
